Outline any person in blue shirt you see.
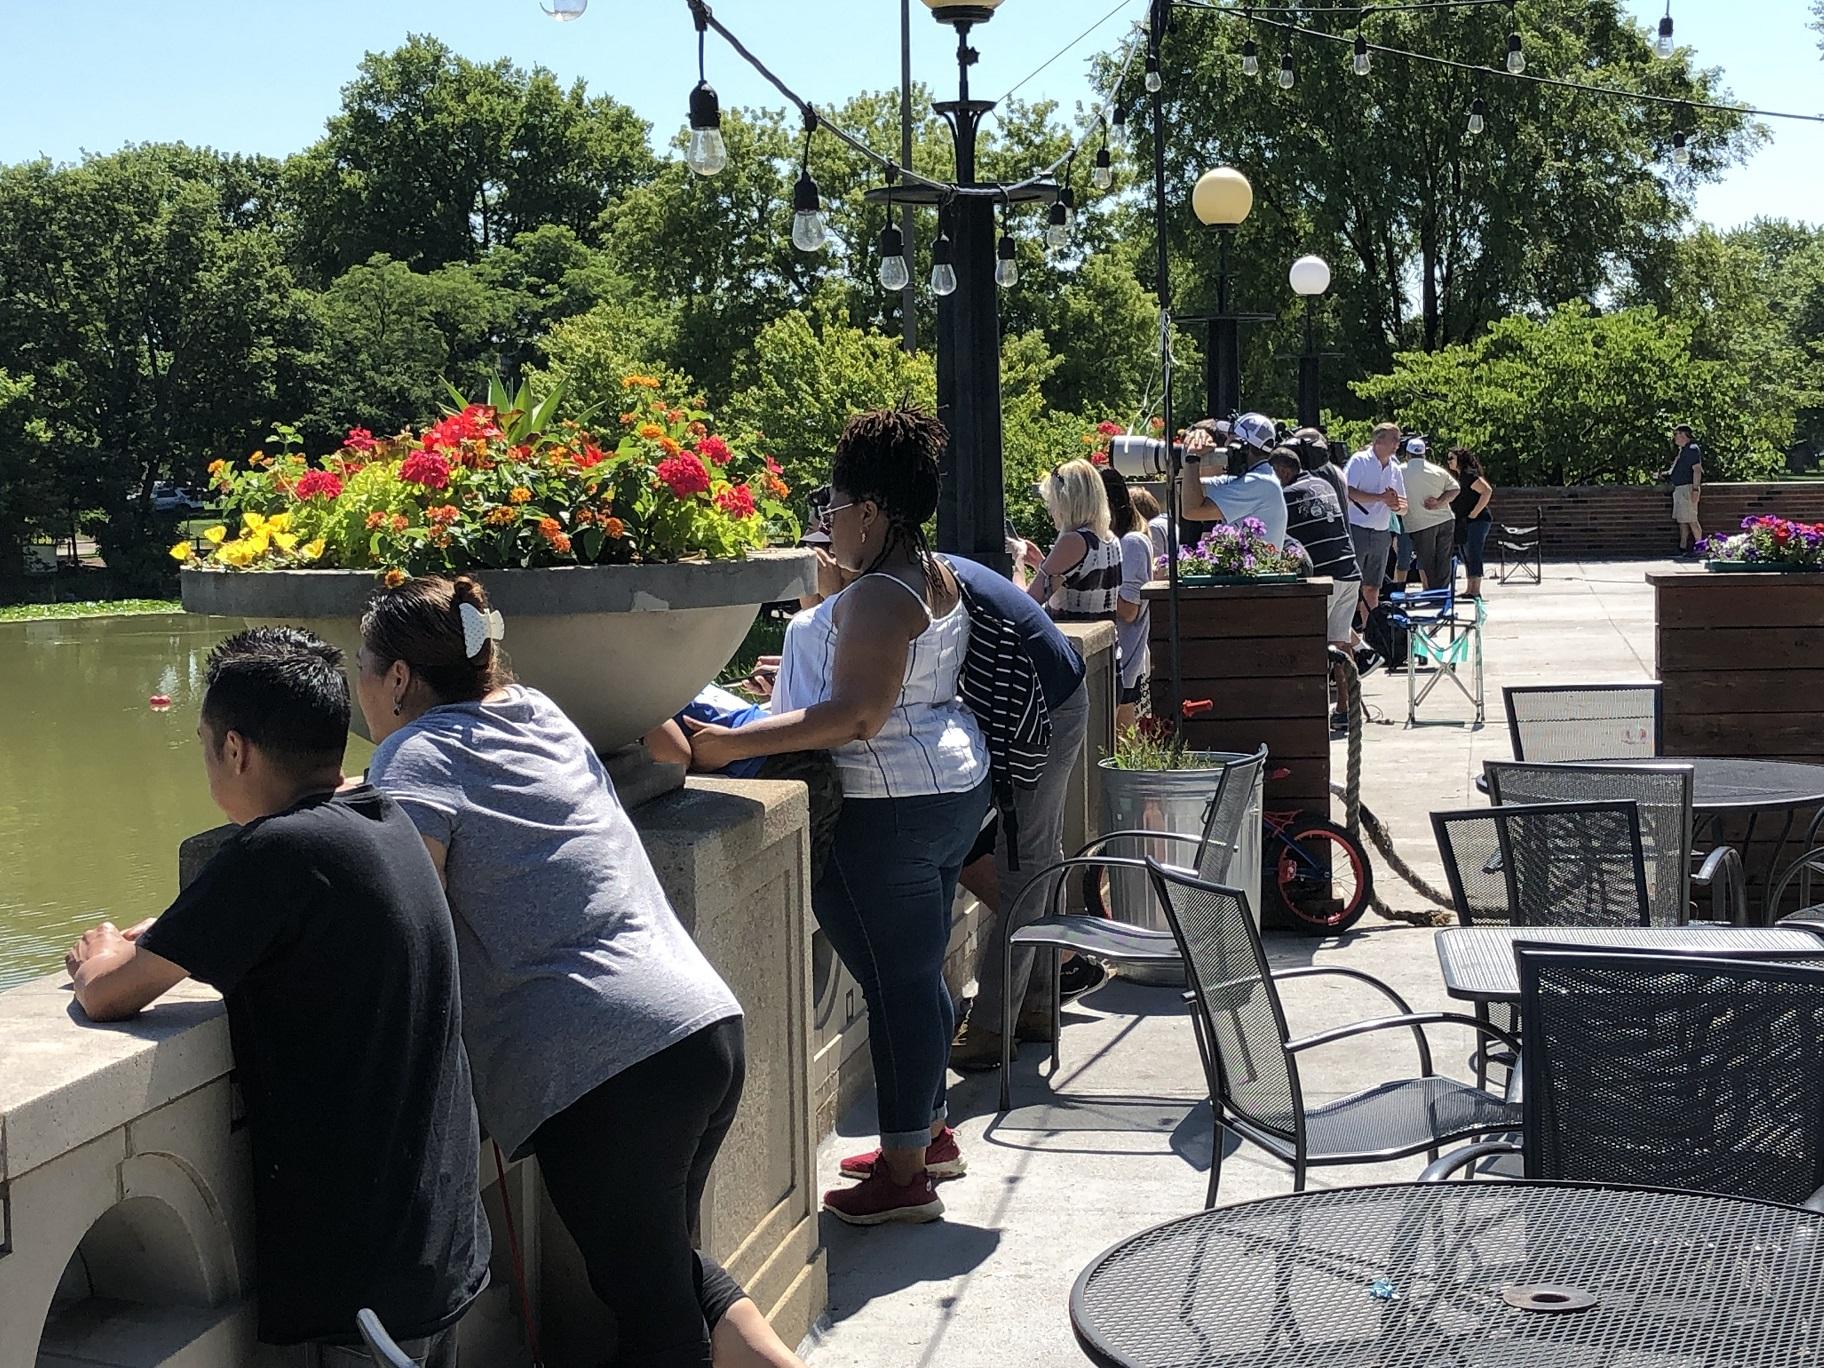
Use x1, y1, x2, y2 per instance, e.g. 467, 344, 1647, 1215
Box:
1176, 411, 1291, 549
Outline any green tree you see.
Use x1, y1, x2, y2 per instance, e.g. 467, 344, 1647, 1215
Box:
284, 35, 657, 278
532, 286, 688, 421
1351, 302, 1791, 485
0, 370, 56, 584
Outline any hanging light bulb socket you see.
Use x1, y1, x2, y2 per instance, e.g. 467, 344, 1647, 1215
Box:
996, 232, 1019, 289
1059, 183, 1077, 228
1467, 97, 1487, 137
1112, 102, 1127, 130
877, 223, 911, 293
1046, 200, 1070, 252
1353, 33, 1371, 77
930, 223, 958, 297
687, 81, 728, 176
1144, 52, 1163, 94
1241, 38, 1259, 77
1092, 145, 1113, 190
1506, 31, 1526, 75
1657, 10, 1675, 59
1278, 51, 1296, 90
1672, 129, 1691, 166
789, 110, 826, 252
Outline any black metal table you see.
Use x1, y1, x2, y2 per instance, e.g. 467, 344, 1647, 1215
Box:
1475, 756, 1824, 920
1070, 1181, 1824, 1368
1434, 924, 1824, 1003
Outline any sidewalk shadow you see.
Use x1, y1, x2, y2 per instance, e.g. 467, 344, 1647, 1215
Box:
822, 1213, 1002, 1319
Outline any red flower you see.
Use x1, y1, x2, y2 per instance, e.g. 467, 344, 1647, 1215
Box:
575, 444, 606, 469
698, 435, 733, 466
1097, 421, 1122, 437
715, 483, 758, 519
293, 470, 344, 501
657, 454, 711, 499
1181, 698, 1214, 719
764, 454, 783, 475
1088, 450, 1109, 467
344, 427, 377, 454
399, 451, 452, 490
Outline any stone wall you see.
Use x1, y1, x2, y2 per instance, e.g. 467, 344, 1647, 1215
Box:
0, 779, 819, 1368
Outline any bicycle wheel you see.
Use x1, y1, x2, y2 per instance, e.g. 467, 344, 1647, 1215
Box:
1272, 816, 1373, 935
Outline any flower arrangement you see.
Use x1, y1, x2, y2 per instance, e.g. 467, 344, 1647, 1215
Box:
1698, 515, 1824, 570
1081, 417, 1166, 467
1108, 699, 1216, 770
172, 376, 796, 579
1164, 518, 1305, 580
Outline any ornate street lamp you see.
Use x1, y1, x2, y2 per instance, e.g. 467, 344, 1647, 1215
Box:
1188, 167, 1269, 423
1288, 255, 1331, 429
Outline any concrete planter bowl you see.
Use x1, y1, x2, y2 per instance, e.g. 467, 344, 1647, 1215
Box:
180, 550, 816, 749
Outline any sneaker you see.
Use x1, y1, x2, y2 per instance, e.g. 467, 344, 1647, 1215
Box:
1329, 708, 1349, 731
840, 1127, 967, 1180
1058, 956, 1110, 1002
823, 1169, 945, 1226
949, 1020, 1008, 1073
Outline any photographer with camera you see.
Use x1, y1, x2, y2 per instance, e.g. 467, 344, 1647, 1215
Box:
1177, 412, 1289, 548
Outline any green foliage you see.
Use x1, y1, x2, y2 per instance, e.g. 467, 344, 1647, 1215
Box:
1351, 303, 1790, 485
0, 370, 56, 574
0, 599, 181, 622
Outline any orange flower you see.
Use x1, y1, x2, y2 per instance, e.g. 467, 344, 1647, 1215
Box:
619, 412, 638, 426
637, 423, 665, 441
537, 517, 563, 541
486, 505, 518, 526
365, 511, 387, 531
509, 486, 532, 504
574, 505, 595, 525
207, 459, 227, 476
665, 409, 685, 425
426, 504, 460, 526
621, 374, 661, 389
550, 532, 572, 555
389, 514, 409, 534
382, 567, 408, 589
247, 451, 266, 468
687, 422, 708, 440
657, 436, 682, 457
603, 517, 626, 539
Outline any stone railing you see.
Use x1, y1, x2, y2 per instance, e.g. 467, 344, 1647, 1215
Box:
0, 623, 1119, 1367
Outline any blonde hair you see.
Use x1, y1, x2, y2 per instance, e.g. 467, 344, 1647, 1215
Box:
1039, 459, 1112, 537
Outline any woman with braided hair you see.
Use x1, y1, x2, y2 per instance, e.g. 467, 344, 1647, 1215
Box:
687, 408, 990, 1226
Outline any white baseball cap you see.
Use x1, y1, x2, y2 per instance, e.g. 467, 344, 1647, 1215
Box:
1403, 436, 1428, 457
1233, 412, 1278, 452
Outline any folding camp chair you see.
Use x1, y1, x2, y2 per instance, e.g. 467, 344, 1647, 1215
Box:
1387, 561, 1484, 724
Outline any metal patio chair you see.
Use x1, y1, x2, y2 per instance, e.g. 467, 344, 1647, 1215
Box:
1424, 946, 1824, 1208
1145, 861, 1519, 1207
1494, 507, 1543, 584
1386, 562, 1485, 725
995, 746, 1269, 1113
1503, 682, 1662, 761
1433, 800, 1651, 930
1484, 761, 1747, 925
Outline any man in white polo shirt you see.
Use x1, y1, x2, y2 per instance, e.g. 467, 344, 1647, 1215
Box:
1344, 422, 1408, 613
1398, 436, 1460, 590
1178, 411, 1289, 549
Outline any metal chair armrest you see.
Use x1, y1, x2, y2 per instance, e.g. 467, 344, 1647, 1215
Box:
1418, 1140, 1522, 1183
1692, 845, 1748, 925
1072, 829, 1204, 861
1767, 846, 1824, 929
1269, 963, 1420, 1018
1285, 1010, 1524, 1059
1804, 1185, 1824, 1214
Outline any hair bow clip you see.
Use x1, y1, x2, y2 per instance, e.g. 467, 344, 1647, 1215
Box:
459, 602, 506, 659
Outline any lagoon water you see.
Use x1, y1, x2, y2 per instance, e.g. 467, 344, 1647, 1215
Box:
0, 613, 371, 989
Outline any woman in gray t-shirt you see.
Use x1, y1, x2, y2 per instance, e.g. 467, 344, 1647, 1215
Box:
358, 573, 799, 1368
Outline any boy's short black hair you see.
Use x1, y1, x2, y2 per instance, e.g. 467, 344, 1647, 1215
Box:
201, 627, 349, 772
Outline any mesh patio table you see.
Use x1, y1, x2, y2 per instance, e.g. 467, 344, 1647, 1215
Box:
1069, 1181, 1824, 1368
1434, 924, 1824, 1003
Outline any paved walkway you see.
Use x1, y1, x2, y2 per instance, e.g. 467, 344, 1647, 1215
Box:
801, 560, 1672, 1367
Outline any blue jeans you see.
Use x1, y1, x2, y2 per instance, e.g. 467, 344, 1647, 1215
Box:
814, 780, 991, 1150
1461, 519, 1490, 577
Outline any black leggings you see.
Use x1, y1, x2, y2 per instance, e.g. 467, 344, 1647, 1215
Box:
530, 1017, 747, 1368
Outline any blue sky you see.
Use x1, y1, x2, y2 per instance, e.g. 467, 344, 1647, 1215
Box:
8, 1, 1821, 231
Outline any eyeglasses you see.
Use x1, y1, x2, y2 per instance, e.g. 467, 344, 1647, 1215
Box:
822, 500, 860, 518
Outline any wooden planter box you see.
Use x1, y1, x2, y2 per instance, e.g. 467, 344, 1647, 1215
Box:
1142, 577, 1334, 812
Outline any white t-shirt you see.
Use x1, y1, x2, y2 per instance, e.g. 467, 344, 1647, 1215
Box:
1344, 450, 1406, 531
1400, 459, 1461, 533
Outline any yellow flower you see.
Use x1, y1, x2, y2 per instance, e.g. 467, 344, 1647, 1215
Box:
509, 486, 532, 504
204, 525, 227, 544
273, 531, 299, 554
242, 511, 267, 535
207, 459, 227, 476
267, 512, 292, 532
247, 451, 266, 468
301, 538, 326, 561
169, 541, 193, 562
215, 540, 255, 568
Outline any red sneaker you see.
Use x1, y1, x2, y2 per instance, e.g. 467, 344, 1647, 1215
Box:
823, 1169, 945, 1226
839, 1127, 967, 1181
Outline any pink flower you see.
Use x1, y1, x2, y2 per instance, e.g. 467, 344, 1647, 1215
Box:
399, 451, 452, 490
1096, 421, 1122, 437
344, 427, 377, 454
293, 470, 344, 501
657, 454, 711, 499
697, 435, 733, 466
715, 483, 758, 519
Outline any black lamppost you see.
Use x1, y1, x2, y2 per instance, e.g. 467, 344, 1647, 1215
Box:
1180, 167, 1275, 424
1288, 254, 1331, 429
867, 0, 1055, 576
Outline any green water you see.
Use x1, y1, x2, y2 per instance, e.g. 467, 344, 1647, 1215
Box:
0, 614, 371, 990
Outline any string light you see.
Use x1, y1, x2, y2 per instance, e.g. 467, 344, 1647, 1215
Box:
1656, 4, 1675, 60
1278, 50, 1296, 89
685, 11, 726, 177
790, 111, 826, 251
1093, 144, 1114, 190
1353, 33, 1371, 76
930, 220, 958, 296
1467, 96, 1487, 136
877, 222, 910, 292
996, 203, 1020, 289
541, 0, 586, 18
1242, 37, 1260, 75
1145, 52, 1163, 93
1047, 200, 1071, 250
1506, 31, 1526, 75
1060, 180, 1078, 230
1672, 129, 1690, 166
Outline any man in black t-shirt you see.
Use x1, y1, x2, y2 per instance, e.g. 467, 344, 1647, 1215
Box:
1666, 423, 1705, 555
64, 627, 489, 1365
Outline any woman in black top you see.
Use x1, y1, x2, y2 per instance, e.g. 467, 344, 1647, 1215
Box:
1448, 447, 1494, 598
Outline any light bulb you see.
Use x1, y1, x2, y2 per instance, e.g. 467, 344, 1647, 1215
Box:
1278, 53, 1296, 90
930, 230, 957, 296
1467, 99, 1486, 137
996, 235, 1019, 289
1060, 185, 1077, 228
1241, 39, 1258, 77
686, 82, 726, 177
1144, 54, 1162, 93
1092, 148, 1113, 190
1672, 131, 1690, 166
1353, 35, 1370, 77
877, 224, 910, 292
791, 171, 826, 251
1047, 201, 1070, 250
1656, 14, 1674, 59
541, 0, 586, 19
1506, 33, 1526, 75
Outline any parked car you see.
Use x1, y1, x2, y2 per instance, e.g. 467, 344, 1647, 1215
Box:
151, 482, 206, 515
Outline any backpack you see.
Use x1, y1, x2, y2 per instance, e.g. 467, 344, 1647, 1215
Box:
1363, 602, 1409, 671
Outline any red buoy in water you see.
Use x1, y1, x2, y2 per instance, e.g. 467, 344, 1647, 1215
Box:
148, 694, 172, 711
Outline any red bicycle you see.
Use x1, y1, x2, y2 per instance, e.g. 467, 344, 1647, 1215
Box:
1260, 767, 1374, 935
